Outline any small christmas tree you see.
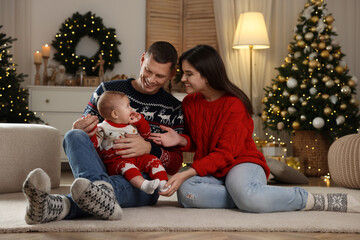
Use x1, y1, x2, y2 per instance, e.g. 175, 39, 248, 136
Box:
262, 0, 360, 142
0, 26, 42, 123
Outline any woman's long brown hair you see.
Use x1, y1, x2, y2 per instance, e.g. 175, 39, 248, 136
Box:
179, 45, 253, 116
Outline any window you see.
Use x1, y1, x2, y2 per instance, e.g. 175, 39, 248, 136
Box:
146, 0, 218, 54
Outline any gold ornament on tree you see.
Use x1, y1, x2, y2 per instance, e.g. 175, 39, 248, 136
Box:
277, 122, 285, 130
323, 107, 332, 115
273, 106, 281, 113
320, 50, 329, 58
315, 0, 323, 7
318, 42, 326, 49
322, 75, 330, 82
335, 65, 344, 74
261, 111, 268, 121
348, 79, 356, 87
325, 15, 334, 24
297, 40, 305, 48
308, 60, 317, 68
278, 76, 286, 82
310, 16, 319, 23
340, 103, 347, 110
292, 121, 300, 130
280, 110, 288, 118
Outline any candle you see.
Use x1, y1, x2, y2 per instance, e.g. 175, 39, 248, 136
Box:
41, 44, 50, 57
34, 51, 42, 64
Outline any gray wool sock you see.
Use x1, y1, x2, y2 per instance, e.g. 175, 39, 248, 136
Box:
304, 192, 360, 213
70, 178, 123, 220
22, 168, 70, 224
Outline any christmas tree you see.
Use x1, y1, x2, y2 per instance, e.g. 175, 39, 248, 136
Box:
262, 0, 360, 142
0, 26, 42, 123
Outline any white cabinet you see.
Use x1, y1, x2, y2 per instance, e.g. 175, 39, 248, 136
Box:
27, 86, 192, 165
28, 85, 96, 163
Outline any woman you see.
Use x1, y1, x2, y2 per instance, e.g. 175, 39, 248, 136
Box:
150, 45, 359, 213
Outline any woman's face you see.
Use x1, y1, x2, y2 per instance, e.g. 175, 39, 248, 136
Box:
180, 60, 208, 94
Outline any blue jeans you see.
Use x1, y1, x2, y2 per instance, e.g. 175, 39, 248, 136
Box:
177, 163, 308, 213
63, 129, 159, 219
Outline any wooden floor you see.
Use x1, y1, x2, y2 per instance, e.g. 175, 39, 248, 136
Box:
1, 170, 359, 240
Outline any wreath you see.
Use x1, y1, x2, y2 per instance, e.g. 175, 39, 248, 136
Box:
51, 11, 121, 76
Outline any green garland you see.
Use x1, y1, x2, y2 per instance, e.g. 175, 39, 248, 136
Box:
52, 11, 121, 76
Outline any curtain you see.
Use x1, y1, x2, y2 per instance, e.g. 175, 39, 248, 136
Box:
0, 0, 32, 86
214, 0, 360, 144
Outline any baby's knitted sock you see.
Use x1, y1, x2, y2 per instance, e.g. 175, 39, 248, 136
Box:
304, 192, 360, 213
70, 178, 122, 220
159, 180, 170, 192
140, 179, 160, 194
22, 168, 70, 224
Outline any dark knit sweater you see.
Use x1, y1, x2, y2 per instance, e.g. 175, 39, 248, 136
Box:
83, 78, 184, 175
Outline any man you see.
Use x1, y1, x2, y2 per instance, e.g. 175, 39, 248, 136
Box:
22, 41, 184, 224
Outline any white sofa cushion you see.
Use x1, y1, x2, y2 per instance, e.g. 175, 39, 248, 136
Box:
0, 123, 61, 193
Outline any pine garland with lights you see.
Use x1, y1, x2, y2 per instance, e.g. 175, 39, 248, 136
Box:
51, 11, 121, 76
0, 26, 42, 123
262, 0, 360, 142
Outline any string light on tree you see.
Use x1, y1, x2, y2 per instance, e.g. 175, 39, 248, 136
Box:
0, 26, 42, 123
262, 0, 360, 142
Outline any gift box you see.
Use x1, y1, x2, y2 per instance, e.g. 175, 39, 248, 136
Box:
261, 142, 287, 157
253, 137, 268, 152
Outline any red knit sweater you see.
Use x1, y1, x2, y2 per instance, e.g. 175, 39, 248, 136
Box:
181, 93, 270, 179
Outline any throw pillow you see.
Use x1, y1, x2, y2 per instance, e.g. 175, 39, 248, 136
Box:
265, 157, 309, 184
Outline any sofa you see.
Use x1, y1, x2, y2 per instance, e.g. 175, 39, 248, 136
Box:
0, 123, 61, 193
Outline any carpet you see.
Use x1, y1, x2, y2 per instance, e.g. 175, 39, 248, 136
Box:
0, 185, 359, 233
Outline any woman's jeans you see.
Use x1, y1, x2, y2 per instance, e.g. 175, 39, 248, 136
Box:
62, 129, 158, 219
177, 163, 308, 213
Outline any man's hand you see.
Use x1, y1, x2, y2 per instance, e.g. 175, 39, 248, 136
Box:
113, 134, 151, 158
72, 114, 98, 137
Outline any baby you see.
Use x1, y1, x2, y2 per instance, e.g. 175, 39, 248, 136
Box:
90, 91, 169, 194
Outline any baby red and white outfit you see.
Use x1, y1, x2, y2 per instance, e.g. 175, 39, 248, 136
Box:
90, 115, 168, 183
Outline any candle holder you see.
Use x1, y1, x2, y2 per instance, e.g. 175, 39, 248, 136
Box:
34, 62, 41, 85
42, 56, 49, 85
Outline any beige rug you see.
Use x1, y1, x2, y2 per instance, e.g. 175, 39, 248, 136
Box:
0, 186, 360, 233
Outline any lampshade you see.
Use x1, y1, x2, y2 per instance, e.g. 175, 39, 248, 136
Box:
233, 12, 270, 49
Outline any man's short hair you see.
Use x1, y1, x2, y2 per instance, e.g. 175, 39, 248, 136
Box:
146, 41, 178, 70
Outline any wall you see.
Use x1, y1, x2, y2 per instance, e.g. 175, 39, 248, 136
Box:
19, 0, 146, 85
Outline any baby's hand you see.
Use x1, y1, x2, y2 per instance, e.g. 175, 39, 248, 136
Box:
129, 111, 141, 124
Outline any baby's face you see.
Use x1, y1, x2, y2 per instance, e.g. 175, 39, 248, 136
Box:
114, 96, 133, 124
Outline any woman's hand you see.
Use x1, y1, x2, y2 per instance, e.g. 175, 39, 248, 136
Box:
149, 125, 187, 147
159, 167, 197, 197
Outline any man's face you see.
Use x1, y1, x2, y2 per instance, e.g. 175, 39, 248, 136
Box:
135, 53, 174, 95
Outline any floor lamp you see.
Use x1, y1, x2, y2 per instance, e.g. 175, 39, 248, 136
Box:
232, 12, 270, 104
